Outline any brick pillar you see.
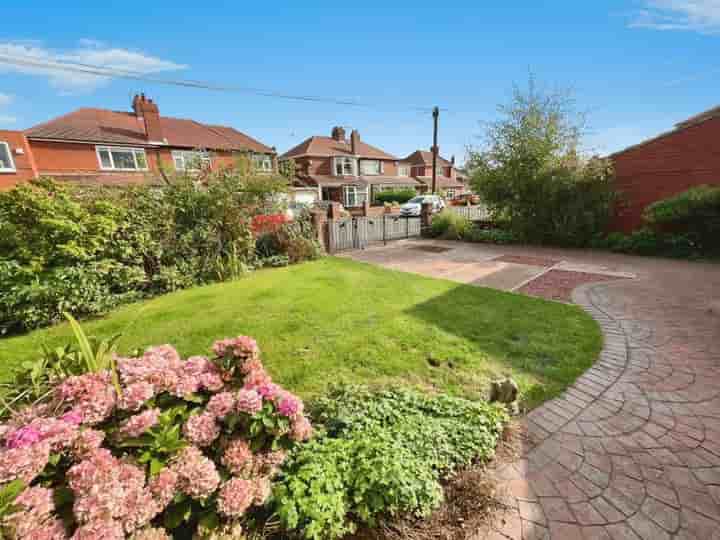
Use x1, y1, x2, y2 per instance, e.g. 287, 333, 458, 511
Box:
361, 200, 370, 217
328, 202, 343, 220
311, 210, 328, 251
421, 202, 433, 228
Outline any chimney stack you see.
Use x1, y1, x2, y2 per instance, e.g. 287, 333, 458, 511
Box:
132, 94, 164, 143
451, 155, 455, 165
331, 126, 346, 142
350, 130, 360, 155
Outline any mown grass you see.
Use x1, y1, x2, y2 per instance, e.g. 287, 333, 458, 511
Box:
0, 258, 602, 408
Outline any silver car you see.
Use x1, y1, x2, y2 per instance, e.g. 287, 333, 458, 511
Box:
400, 195, 445, 216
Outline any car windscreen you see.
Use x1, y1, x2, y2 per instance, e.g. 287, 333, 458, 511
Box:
408, 197, 425, 203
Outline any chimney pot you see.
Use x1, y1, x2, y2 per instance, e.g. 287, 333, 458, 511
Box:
331, 126, 346, 142
350, 130, 360, 155
131, 94, 163, 142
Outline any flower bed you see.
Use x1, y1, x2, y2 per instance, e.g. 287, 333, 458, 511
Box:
0, 336, 312, 539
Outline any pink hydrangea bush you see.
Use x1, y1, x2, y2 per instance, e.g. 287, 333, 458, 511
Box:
0, 336, 312, 539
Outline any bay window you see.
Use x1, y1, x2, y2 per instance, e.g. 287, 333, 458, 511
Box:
96, 146, 148, 171
334, 156, 356, 176
172, 150, 211, 172
359, 159, 381, 176
0, 142, 16, 172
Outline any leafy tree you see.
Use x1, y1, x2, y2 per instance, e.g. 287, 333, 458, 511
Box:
468, 77, 615, 246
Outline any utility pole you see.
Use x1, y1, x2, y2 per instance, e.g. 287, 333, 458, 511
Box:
431, 106, 439, 194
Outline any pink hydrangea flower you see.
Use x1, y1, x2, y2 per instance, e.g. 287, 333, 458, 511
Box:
183, 413, 219, 447
217, 478, 254, 517
129, 527, 171, 540
56, 373, 116, 425
148, 468, 178, 509
145, 345, 181, 364
206, 392, 236, 419
71, 429, 105, 461
118, 382, 155, 411
60, 411, 83, 426
5, 426, 41, 449
2, 486, 59, 539
198, 370, 225, 392
276, 392, 303, 417
242, 368, 272, 390
255, 382, 280, 401
221, 438, 254, 476
235, 389, 263, 415
253, 449, 287, 478
71, 519, 124, 540
120, 409, 160, 438
171, 446, 220, 500
0, 441, 50, 484
289, 415, 313, 442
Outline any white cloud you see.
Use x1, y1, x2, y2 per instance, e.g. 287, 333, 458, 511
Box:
0, 115, 17, 126
629, 1, 720, 34
0, 93, 12, 106
0, 40, 187, 94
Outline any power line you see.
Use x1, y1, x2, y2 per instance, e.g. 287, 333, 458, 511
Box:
0, 53, 440, 114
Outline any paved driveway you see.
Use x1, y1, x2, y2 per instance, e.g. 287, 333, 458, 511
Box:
346, 240, 720, 540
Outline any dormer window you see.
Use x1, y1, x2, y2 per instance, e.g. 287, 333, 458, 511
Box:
0, 142, 16, 173
334, 156, 356, 176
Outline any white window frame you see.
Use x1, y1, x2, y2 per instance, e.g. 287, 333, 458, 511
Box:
0, 142, 16, 173
342, 184, 367, 207
96, 145, 149, 171
172, 149, 211, 172
359, 159, 382, 176
445, 188, 456, 199
252, 154, 273, 173
398, 165, 410, 177
334, 156, 357, 177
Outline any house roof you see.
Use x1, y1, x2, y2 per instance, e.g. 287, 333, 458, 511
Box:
612, 104, 720, 157
299, 174, 422, 188
25, 108, 274, 153
402, 150, 452, 167
413, 175, 464, 189
280, 136, 397, 160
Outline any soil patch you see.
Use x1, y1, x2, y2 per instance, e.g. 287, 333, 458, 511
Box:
518, 269, 626, 302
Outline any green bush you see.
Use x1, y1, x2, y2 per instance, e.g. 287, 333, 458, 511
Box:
374, 189, 416, 205
464, 227, 519, 245
593, 229, 701, 259
643, 185, 720, 255
430, 210, 471, 239
0, 166, 296, 335
274, 386, 508, 539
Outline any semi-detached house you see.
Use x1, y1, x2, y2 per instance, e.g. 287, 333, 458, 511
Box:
0, 94, 276, 188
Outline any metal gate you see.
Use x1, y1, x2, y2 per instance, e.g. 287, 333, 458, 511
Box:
328, 215, 421, 253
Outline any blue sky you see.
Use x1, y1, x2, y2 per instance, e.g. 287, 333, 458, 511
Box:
0, 1, 718, 163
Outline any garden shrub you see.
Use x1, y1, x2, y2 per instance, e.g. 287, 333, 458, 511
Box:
374, 189, 416, 205
0, 334, 313, 539
429, 210, 471, 240
0, 166, 318, 335
255, 210, 323, 264
593, 229, 701, 259
642, 185, 720, 255
464, 227, 519, 245
274, 385, 508, 539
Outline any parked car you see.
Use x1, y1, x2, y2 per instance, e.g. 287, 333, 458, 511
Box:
400, 195, 445, 216
450, 193, 481, 206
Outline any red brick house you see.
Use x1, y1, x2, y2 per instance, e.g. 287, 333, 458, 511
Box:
0, 130, 38, 189
279, 127, 423, 208
611, 105, 720, 232
400, 150, 466, 198
19, 94, 275, 186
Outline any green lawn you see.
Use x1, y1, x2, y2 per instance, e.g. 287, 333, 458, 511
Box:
0, 258, 602, 408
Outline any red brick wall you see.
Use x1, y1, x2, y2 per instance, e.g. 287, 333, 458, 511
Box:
0, 130, 37, 189
611, 117, 720, 232
28, 141, 266, 185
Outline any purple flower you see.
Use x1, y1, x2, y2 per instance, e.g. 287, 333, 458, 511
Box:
6, 426, 42, 449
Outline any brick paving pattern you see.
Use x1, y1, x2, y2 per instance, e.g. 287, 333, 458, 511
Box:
518, 270, 627, 303
477, 278, 720, 540
494, 255, 562, 267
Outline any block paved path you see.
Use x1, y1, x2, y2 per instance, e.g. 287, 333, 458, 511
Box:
347, 240, 720, 540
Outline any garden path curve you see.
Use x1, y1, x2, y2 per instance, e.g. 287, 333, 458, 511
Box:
346, 240, 720, 540
479, 271, 720, 540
